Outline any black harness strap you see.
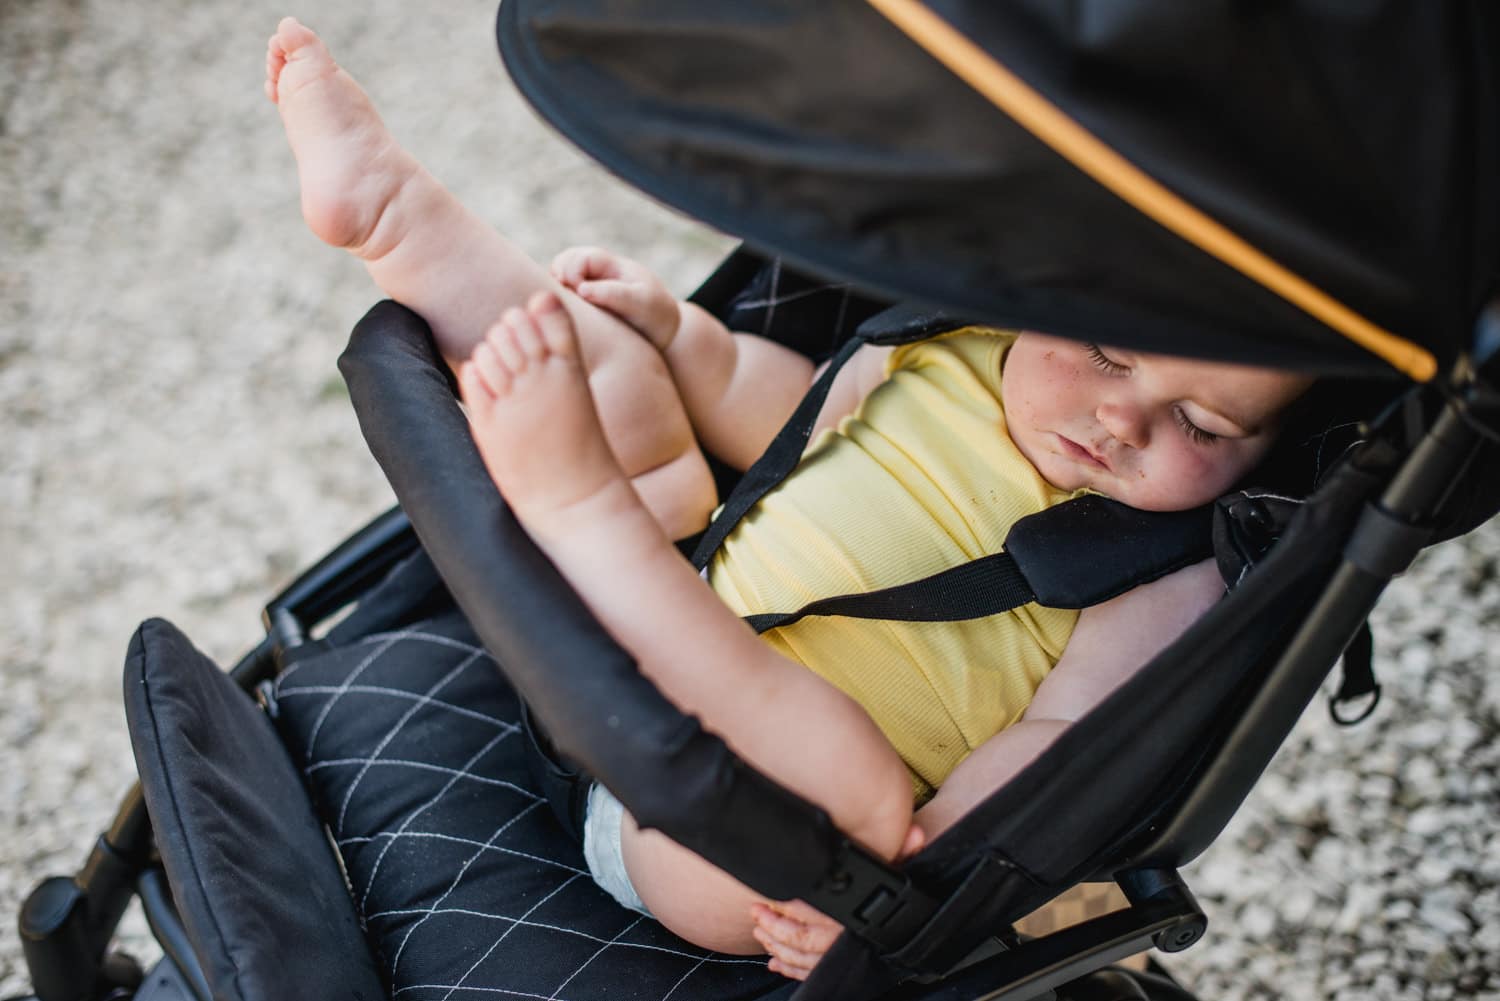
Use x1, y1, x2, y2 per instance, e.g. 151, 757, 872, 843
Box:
689, 333, 865, 572
743, 497, 1214, 633
744, 552, 1035, 634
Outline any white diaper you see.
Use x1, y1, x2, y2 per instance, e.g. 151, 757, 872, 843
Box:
582, 782, 653, 917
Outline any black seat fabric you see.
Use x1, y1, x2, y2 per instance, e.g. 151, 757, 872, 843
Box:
272, 602, 792, 1001
123, 618, 388, 1001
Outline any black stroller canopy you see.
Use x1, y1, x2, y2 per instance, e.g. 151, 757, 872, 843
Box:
499, 0, 1499, 381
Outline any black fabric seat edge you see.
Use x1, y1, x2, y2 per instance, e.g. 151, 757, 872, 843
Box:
122, 618, 387, 1001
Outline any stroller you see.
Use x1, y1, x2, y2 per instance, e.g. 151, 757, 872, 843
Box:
12, 2, 1499, 999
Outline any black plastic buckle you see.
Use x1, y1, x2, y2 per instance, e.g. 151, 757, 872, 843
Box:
804, 839, 940, 953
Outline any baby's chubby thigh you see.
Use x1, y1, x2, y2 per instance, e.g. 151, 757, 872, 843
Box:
577, 320, 697, 479
572, 317, 715, 537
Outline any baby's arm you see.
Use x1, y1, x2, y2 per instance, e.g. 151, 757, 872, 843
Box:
920, 559, 1224, 835
751, 559, 1226, 978
555, 247, 893, 471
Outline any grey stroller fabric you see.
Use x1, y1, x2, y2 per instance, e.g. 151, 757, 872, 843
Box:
271, 602, 792, 1001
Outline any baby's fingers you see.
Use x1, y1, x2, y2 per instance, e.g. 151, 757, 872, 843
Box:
576, 279, 679, 346
752, 926, 820, 980
768, 899, 844, 945
749, 902, 841, 980
550, 246, 623, 287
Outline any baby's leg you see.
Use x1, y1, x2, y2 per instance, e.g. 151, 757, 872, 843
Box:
266, 15, 574, 363
266, 18, 713, 536
459, 294, 914, 953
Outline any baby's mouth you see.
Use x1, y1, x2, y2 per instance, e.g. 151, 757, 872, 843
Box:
1057, 435, 1111, 472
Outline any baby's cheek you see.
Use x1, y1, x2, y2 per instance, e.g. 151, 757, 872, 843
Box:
1188, 446, 1259, 495
1145, 449, 1235, 509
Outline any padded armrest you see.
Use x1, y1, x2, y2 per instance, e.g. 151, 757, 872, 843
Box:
337, 300, 844, 901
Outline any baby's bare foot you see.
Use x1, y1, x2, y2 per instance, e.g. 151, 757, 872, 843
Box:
266, 17, 419, 255
460, 292, 635, 535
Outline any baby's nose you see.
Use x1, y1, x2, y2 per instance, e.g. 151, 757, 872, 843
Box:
1096, 401, 1149, 449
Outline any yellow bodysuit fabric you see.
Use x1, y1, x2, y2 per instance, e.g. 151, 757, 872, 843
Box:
707, 328, 1089, 800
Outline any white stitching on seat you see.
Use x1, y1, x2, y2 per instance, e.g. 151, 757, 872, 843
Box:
366, 906, 759, 966
394, 984, 561, 999
280, 686, 519, 733
355, 629, 496, 659
759, 258, 781, 339
356, 723, 515, 900
350, 829, 580, 875
547, 916, 645, 999
310, 758, 536, 798
389, 800, 548, 977
302, 628, 413, 762
660, 956, 712, 1001
297, 621, 777, 996
439, 872, 582, 1000
735, 281, 849, 312
330, 645, 491, 834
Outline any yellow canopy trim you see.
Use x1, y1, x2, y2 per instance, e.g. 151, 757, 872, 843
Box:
866, 0, 1436, 382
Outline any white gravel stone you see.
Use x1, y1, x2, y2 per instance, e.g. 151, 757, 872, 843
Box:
1474, 919, 1500, 953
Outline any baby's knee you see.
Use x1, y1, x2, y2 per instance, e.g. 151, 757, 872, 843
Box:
848, 769, 918, 864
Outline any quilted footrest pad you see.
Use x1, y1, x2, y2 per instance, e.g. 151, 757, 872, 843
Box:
273, 606, 790, 1001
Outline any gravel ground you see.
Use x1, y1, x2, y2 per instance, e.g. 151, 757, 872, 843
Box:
2, 2, 1496, 998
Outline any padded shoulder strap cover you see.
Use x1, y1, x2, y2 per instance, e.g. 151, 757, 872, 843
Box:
1007, 495, 1215, 607
853, 302, 973, 345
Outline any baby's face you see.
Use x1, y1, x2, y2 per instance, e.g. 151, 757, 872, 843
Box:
1001, 334, 1312, 511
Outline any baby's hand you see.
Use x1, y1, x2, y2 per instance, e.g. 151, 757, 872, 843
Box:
551, 246, 681, 352
749, 900, 843, 981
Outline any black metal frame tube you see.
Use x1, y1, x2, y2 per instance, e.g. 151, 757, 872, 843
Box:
137, 870, 212, 1001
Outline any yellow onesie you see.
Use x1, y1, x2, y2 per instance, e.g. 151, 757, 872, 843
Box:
707, 328, 1089, 800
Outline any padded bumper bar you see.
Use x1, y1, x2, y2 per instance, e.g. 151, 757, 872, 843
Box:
337, 301, 935, 940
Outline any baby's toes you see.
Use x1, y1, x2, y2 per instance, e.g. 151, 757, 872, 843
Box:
457, 360, 495, 412
505, 308, 549, 364
265, 38, 286, 94
527, 291, 579, 359
487, 314, 532, 375
469, 340, 513, 398
274, 16, 321, 56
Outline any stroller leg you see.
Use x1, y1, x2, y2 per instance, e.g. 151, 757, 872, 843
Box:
19, 786, 152, 1001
